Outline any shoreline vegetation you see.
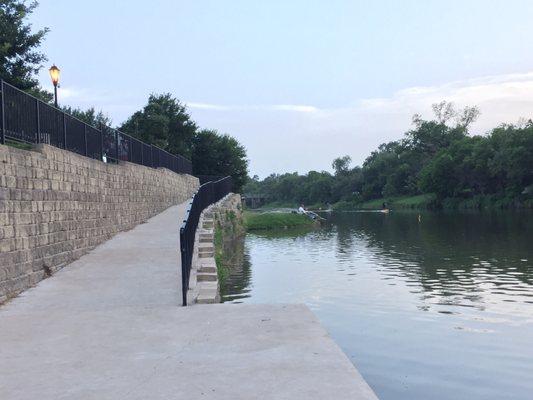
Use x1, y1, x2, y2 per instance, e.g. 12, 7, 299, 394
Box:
244, 211, 317, 231
244, 102, 533, 211
253, 192, 533, 212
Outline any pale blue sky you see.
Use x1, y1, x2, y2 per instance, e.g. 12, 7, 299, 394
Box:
31, 1, 533, 176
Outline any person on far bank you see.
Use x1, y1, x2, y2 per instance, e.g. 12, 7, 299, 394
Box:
298, 204, 307, 214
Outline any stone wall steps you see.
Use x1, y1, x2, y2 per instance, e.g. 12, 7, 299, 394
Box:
187, 194, 242, 305
196, 281, 219, 304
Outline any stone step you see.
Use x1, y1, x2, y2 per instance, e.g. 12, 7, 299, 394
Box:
197, 272, 217, 282
199, 264, 216, 273
199, 281, 218, 290
198, 245, 214, 258
199, 234, 213, 243
196, 292, 218, 304
196, 281, 219, 304
199, 259, 217, 273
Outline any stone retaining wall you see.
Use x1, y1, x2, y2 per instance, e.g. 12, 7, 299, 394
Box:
0, 144, 198, 303
187, 193, 242, 305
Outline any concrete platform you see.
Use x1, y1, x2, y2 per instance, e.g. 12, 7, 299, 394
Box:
0, 203, 377, 400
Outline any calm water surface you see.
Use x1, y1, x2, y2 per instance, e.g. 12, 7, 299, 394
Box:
221, 211, 533, 400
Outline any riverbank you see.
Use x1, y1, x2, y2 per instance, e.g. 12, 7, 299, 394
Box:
244, 211, 317, 230
253, 193, 533, 212
333, 194, 436, 210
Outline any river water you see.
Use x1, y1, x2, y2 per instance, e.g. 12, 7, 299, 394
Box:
220, 211, 533, 400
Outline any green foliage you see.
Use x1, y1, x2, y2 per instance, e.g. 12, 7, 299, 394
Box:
119, 97, 248, 191
419, 122, 533, 201
191, 129, 248, 192
5, 138, 32, 150
246, 101, 533, 209
119, 93, 197, 158
353, 194, 437, 210
0, 0, 51, 101
61, 106, 112, 127
332, 155, 352, 175
213, 226, 229, 285
244, 212, 315, 231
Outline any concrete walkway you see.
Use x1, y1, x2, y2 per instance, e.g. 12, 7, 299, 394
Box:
0, 203, 378, 400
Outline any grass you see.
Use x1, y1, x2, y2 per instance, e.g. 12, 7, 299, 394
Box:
390, 194, 437, 208
5, 140, 33, 151
214, 226, 229, 285
256, 191, 532, 212
244, 211, 315, 231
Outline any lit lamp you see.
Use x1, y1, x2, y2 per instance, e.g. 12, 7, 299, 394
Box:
48, 65, 60, 107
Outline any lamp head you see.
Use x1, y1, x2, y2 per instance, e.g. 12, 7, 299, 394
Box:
49, 65, 60, 86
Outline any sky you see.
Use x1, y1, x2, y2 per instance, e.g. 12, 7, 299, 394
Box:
31, 0, 533, 177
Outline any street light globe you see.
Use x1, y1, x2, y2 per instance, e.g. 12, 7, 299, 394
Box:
49, 65, 60, 86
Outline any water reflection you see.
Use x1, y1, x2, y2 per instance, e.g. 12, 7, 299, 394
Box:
220, 211, 533, 400
329, 212, 533, 316
218, 237, 252, 303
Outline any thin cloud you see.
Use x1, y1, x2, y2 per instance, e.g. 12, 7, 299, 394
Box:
187, 71, 533, 176
187, 102, 233, 111
271, 104, 319, 113
187, 102, 319, 113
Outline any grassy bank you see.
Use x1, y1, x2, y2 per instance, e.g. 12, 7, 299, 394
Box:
333, 194, 436, 210
5, 140, 33, 151
333, 193, 533, 210
244, 211, 316, 231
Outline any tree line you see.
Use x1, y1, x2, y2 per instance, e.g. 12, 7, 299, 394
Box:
1, 0, 249, 190
245, 102, 533, 209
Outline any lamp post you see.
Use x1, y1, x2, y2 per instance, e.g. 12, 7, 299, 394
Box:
48, 65, 60, 108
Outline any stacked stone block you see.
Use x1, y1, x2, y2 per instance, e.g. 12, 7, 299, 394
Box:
0, 144, 198, 303
187, 193, 242, 305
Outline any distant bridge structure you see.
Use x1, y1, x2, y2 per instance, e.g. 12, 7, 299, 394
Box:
242, 193, 268, 209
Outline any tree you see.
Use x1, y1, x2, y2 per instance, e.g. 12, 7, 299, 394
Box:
0, 0, 51, 101
62, 106, 112, 127
119, 93, 197, 158
332, 155, 352, 176
428, 101, 480, 130
432, 101, 456, 125
191, 129, 249, 191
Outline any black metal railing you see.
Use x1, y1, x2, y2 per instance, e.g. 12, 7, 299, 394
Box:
196, 174, 225, 185
180, 176, 233, 306
0, 80, 192, 174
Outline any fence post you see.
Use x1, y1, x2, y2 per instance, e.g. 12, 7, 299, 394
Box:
99, 125, 104, 161
63, 112, 67, 149
84, 125, 88, 156
0, 81, 5, 145
35, 99, 40, 144
115, 131, 119, 161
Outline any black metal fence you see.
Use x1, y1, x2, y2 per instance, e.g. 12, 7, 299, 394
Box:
0, 80, 192, 174
180, 176, 233, 306
196, 174, 225, 185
